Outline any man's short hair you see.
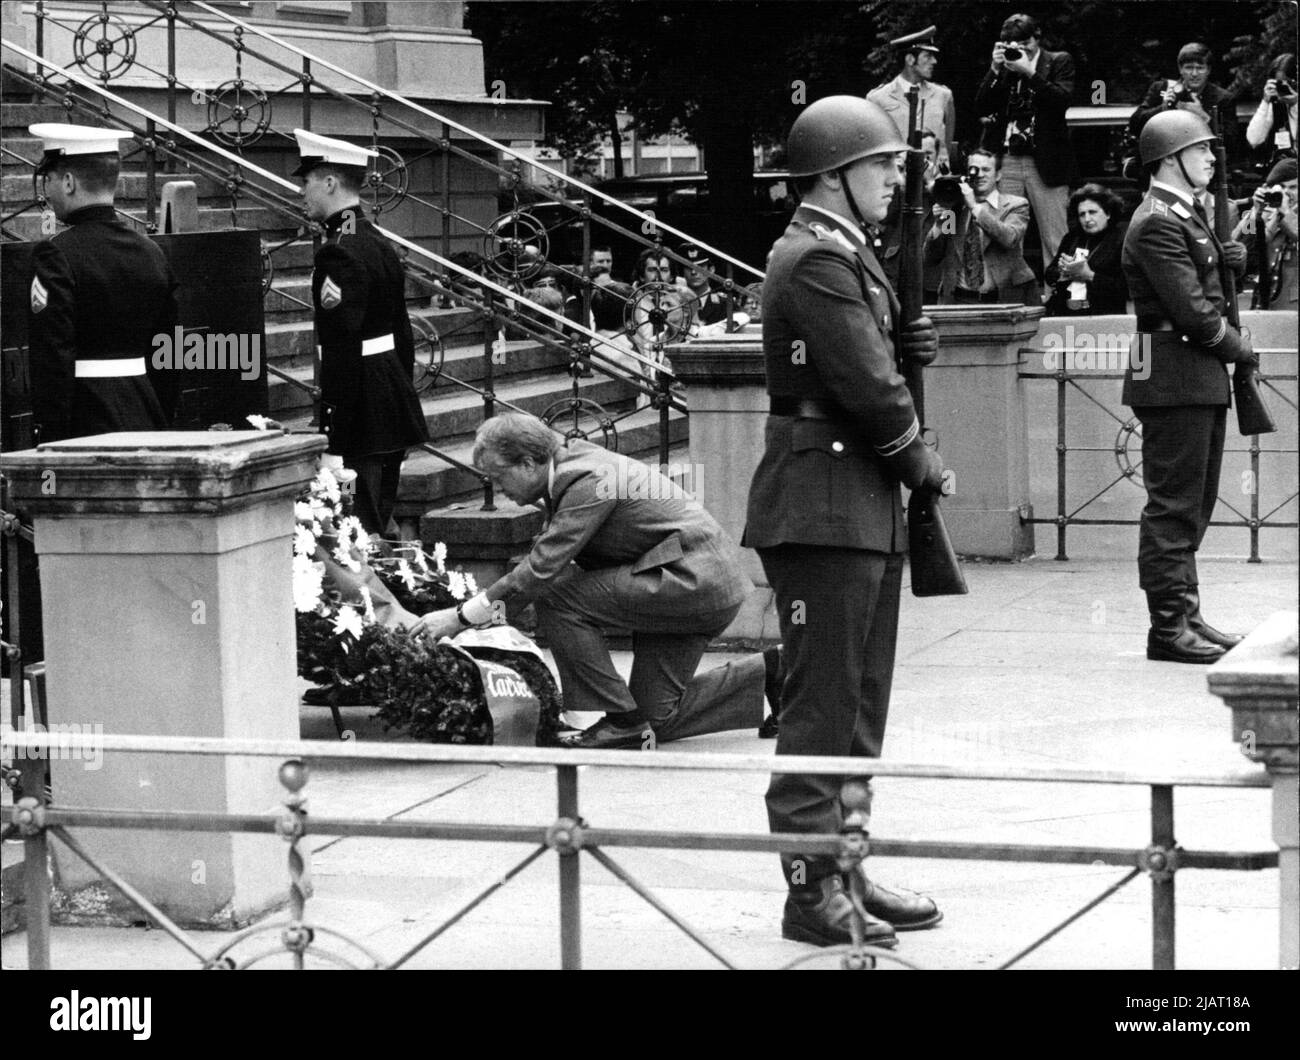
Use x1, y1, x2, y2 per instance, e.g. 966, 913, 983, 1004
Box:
591, 282, 632, 331
967, 147, 1001, 170
473, 412, 562, 469
589, 244, 612, 259
635, 246, 671, 280
1177, 42, 1212, 66
47, 153, 119, 195
1000, 13, 1039, 42
310, 163, 365, 195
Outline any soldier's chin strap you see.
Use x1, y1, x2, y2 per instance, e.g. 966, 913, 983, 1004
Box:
836, 165, 871, 233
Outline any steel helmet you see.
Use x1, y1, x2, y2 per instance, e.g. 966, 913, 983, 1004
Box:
786, 95, 911, 177
1139, 110, 1216, 166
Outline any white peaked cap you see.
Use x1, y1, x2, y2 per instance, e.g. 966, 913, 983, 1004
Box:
29, 123, 131, 165
291, 128, 378, 175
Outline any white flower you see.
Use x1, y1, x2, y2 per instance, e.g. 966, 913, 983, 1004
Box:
333, 541, 362, 573
294, 501, 315, 523
292, 553, 324, 613
317, 468, 342, 505
341, 516, 371, 557
446, 569, 467, 600
432, 542, 447, 573
246, 414, 274, 430
359, 586, 376, 624
462, 570, 478, 596
332, 606, 364, 640
293, 524, 316, 557
397, 559, 417, 593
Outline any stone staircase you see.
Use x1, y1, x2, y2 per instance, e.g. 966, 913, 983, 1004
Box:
0, 96, 689, 547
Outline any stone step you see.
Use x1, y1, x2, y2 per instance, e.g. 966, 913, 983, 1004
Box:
0, 102, 70, 131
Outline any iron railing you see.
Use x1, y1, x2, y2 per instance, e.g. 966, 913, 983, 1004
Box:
1020, 348, 1298, 562
0, 730, 1278, 971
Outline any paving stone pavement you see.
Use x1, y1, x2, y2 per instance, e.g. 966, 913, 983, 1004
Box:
2, 556, 1295, 970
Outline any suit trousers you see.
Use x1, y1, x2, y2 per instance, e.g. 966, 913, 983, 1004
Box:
344, 449, 406, 537
998, 154, 1069, 273
535, 564, 765, 742
1132, 405, 1227, 596
758, 544, 903, 886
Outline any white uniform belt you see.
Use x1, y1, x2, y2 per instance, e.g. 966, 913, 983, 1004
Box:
315, 335, 396, 357
75, 357, 146, 378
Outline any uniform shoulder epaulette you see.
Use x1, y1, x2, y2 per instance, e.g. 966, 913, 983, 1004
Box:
808, 222, 856, 253
1147, 198, 1169, 217
1170, 201, 1192, 220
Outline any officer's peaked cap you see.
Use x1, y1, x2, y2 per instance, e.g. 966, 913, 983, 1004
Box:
786, 96, 912, 178
1138, 110, 1215, 166
30, 123, 131, 173
292, 129, 377, 177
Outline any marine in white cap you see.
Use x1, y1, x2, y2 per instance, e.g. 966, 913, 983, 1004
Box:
26, 123, 177, 442
292, 128, 429, 535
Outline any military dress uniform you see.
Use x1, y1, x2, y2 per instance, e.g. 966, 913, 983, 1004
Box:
312, 205, 429, 534
28, 201, 176, 442
743, 204, 936, 887
1121, 182, 1250, 636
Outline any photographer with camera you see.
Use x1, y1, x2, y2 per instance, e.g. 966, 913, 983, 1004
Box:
1130, 43, 1242, 169
974, 13, 1076, 273
924, 147, 1039, 306
1246, 53, 1297, 165
1232, 156, 1298, 307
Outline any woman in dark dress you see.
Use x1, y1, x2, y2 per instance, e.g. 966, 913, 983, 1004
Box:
1045, 184, 1129, 316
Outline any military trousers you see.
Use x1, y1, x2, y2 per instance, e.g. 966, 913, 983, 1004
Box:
534, 564, 765, 743
344, 449, 406, 538
1132, 404, 1227, 596
758, 544, 903, 887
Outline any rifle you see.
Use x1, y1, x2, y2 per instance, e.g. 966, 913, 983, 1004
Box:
1209, 103, 1276, 436
1254, 200, 1273, 310
899, 85, 967, 597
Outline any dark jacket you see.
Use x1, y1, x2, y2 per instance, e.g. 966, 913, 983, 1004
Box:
1129, 79, 1240, 164
743, 206, 931, 555
975, 48, 1077, 187
28, 204, 175, 443
1044, 223, 1130, 315
312, 207, 429, 456
1121, 186, 1248, 406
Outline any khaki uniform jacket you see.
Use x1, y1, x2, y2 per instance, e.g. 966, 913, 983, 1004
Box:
867, 75, 957, 162
489, 439, 752, 615
743, 206, 930, 555
1121, 186, 1247, 407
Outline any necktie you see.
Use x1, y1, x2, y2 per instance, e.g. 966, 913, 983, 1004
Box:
960, 211, 985, 291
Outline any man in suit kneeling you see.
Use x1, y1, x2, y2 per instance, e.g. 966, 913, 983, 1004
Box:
413, 412, 780, 748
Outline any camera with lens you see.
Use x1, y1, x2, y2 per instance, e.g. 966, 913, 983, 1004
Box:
1262, 188, 1285, 208
1277, 78, 1296, 99
932, 166, 982, 211
1002, 44, 1023, 61
1165, 82, 1194, 108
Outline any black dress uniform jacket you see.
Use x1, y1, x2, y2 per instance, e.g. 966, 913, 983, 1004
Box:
312, 207, 429, 456
1121, 186, 1247, 406
974, 49, 1078, 187
743, 206, 932, 555
28, 204, 175, 443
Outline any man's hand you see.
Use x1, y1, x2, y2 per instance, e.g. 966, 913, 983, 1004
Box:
1162, 84, 1180, 107
1221, 239, 1248, 273
410, 607, 462, 641
1004, 52, 1034, 78
1262, 78, 1279, 102
900, 316, 939, 366
1060, 255, 1091, 280
920, 450, 952, 496
991, 41, 1006, 71
959, 179, 979, 211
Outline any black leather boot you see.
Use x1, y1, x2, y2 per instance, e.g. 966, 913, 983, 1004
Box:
781, 875, 898, 948
758, 645, 783, 739
1146, 591, 1226, 664
1185, 588, 1244, 649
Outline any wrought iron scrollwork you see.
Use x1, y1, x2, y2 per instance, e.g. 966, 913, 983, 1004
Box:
541, 397, 618, 452
72, 12, 137, 81
205, 80, 272, 148
365, 145, 409, 213
483, 210, 548, 284
411, 316, 445, 392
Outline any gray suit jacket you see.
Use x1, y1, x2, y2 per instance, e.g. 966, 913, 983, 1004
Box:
925, 192, 1037, 301
490, 439, 752, 615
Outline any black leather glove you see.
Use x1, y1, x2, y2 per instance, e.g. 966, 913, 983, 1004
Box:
900, 315, 939, 366
1221, 239, 1248, 275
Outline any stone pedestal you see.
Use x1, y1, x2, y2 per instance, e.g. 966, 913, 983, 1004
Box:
1207, 610, 1300, 970
0, 430, 324, 928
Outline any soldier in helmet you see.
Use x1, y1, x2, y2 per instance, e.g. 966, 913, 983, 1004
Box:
743, 95, 947, 949
1121, 110, 1254, 664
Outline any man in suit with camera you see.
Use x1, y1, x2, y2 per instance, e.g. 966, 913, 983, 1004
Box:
974, 12, 1076, 272
1130, 43, 1241, 168
924, 148, 1040, 305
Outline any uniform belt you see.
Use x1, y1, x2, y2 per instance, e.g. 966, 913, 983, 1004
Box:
314, 334, 396, 357
770, 396, 836, 419
75, 357, 146, 378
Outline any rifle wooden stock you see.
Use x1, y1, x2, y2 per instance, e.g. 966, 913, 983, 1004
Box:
899, 85, 967, 596
1210, 105, 1277, 437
